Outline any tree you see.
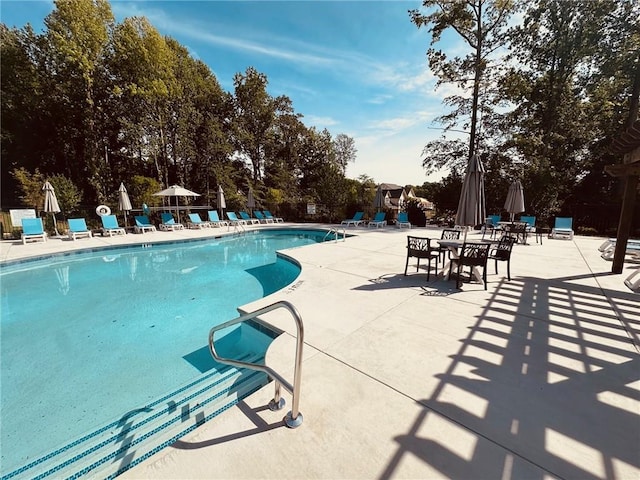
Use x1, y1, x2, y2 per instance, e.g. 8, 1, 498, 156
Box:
49, 174, 82, 217
332, 133, 357, 174
11, 168, 45, 211
410, 0, 516, 165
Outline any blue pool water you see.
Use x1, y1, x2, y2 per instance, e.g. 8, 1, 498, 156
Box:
0, 229, 328, 476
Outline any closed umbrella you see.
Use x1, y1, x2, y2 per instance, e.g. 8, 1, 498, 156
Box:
504, 180, 525, 222
373, 185, 386, 212
217, 185, 226, 218
43, 181, 61, 236
247, 188, 256, 212
118, 182, 133, 226
153, 185, 200, 223
455, 154, 486, 241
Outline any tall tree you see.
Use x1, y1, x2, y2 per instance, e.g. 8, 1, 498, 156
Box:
410, 0, 516, 165
332, 133, 357, 174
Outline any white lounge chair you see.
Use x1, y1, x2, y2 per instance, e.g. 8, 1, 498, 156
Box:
550, 217, 574, 240
21, 217, 47, 244
341, 211, 365, 227
67, 218, 92, 240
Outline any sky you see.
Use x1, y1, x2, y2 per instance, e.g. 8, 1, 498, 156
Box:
0, 0, 463, 187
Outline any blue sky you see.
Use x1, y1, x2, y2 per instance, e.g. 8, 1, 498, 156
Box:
1, 0, 460, 186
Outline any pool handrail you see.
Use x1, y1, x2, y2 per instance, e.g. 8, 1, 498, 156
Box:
208, 300, 304, 428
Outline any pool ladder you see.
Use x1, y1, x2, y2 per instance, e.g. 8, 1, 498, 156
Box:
324, 227, 346, 242
208, 300, 304, 428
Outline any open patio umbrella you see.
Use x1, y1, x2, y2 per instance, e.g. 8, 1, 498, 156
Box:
217, 185, 226, 219
153, 185, 200, 223
503, 180, 525, 222
117, 182, 133, 226
455, 154, 486, 241
42, 180, 61, 236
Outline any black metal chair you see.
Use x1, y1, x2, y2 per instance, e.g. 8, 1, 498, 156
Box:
438, 228, 461, 263
404, 236, 440, 280
489, 235, 517, 281
448, 242, 491, 289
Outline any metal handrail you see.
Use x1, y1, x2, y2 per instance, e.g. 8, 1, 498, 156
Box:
208, 300, 304, 428
324, 227, 346, 242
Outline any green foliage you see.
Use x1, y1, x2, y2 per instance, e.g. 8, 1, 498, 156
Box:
129, 175, 162, 207
48, 174, 82, 216
11, 167, 45, 210
404, 197, 426, 227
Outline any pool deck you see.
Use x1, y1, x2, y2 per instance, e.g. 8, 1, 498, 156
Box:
2, 224, 639, 479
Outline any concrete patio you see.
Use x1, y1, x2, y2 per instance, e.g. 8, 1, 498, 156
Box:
2, 225, 638, 479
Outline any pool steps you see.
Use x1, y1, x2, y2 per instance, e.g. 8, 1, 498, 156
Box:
4, 354, 268, 480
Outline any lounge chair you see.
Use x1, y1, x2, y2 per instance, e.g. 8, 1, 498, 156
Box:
159, 212, 184, 231
263, 210, 283, 223
21, 217, 47, 244
226, 212, 247, 226
254, 211, 273, 224
101, 215, 126, 236
187, 213, 210, 229
624, 268, 640, 292
598, 238, 640, 252
341, 211, 365, 227
481, 215, 501, 239
134, 215, 157, 234
519, 215, 536, 233
67, 218, 92, 240
207, 210, 229, 227
239, 211, 260, 225
550, 217, 574, 240
601, 242, 640, 261
367, 212, 387, 228
396, 212, 411, 229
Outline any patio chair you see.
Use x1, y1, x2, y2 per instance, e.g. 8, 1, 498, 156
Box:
550, 217, 574, 240
254, 211, 273, 224
159, 212, 184, 231
404, 236, 439, 280
488, 235, 517, 281
239, 211, 261, 225
67, 218, 92, 240
341, 211, 365, 227
21, 217, 47, 244
396, 212, 411, 229
437, 228, 461, 263
448, 242, 491, 290
226, 211, 247, 226
186, 213, 210, 229
519, 215, 536, 234
367, 212, 387, 228
263, 210, 283, 223
481, 215, 501, 239
207, 210, 229, 227
101, 214, 126, 236
134, 215, 157, 234
501, 222, 528, 244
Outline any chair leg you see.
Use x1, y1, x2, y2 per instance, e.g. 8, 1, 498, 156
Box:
426, 257, 431, 281
483, 266, 487, 290
494, 259, 498, 274
404, 256, 409, 276
416, 258, 420, 272
507, 260, 511, 281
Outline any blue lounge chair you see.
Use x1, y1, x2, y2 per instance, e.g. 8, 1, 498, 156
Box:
67, 218, 92, 240
159, 212, 184, 231
226, 212, 247, 226
21, 217, 47, 244
396, 212, 411, 229
207, 210, 228, 227
134, 215, 156, 234
341, 211, 365, 227
368, 212, 387, 228
482, 214, 502, 239
254, 211, 273, 224
187, 213, 210, 229
101, 215, 126, 236
239, 211, 260, 225
263, 210, 283, 223
550, 217, 573, 240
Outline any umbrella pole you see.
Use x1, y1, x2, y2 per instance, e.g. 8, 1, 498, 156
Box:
124, 211, 128, 227
51, 213, 60, 237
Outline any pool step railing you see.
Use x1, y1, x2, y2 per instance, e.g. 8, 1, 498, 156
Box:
323, 227, 346, 242
209, 300, 304, 428
4, 353, 267, 480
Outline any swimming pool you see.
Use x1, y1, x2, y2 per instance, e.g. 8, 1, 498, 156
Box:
0, 229, 331, 479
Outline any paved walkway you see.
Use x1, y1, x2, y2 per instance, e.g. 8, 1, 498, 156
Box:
2, 225, 638, 479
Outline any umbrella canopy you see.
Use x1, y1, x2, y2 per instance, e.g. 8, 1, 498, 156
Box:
118, 182, 133, 226
247, 188, 256, 210
373, 185, 387, 212
455, 154, 486, 240
217, 185, 226, 217
153, 185, 200, 223
42, 181, 61, 236
503, 180, 525, 222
